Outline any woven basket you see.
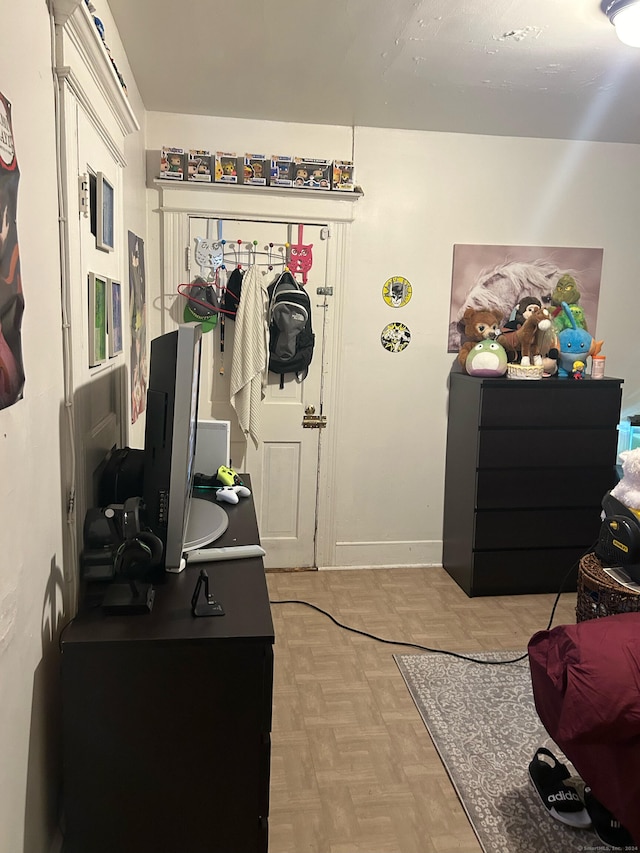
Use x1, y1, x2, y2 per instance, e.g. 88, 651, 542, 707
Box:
506, 363, 543, 380
576, 552, 640, 622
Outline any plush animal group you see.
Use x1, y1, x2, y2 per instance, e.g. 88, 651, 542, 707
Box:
457, 295, 604, 378
458, 266, 602, 378
457, 299, 558, 376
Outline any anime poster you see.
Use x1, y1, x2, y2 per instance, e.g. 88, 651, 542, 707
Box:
0, 91, 25, 410
128, 231, 147, 424
448, 244, 604, 352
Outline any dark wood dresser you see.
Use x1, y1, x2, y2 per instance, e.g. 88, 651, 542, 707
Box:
442, 365, 623, 596
61, 491, 274, 853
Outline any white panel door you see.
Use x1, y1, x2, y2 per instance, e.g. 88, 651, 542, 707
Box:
188, 217, 330, 568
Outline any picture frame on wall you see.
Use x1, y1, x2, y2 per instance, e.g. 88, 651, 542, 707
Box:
107, 278, 123, 357
96, 171, 114, 251
88, 272, 107, 366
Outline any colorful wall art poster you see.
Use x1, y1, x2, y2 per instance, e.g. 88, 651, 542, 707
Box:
128, 231, 147, 424
0, 90, 25, 410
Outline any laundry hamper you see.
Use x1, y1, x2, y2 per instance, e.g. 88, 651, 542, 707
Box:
576, 552, 640, 622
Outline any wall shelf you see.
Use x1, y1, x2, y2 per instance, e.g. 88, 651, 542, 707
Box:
150, 177, 363, 201
149, 158, 362, 223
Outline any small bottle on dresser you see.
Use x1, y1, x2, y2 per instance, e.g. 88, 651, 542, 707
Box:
591, 355, 606, 379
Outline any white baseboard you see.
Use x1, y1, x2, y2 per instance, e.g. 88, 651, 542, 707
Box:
333, 539, 443, 568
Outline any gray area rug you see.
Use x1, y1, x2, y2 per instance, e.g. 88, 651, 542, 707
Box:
395, 650, 595, 853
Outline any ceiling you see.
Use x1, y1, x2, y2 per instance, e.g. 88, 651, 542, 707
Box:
108, 0, 640, 145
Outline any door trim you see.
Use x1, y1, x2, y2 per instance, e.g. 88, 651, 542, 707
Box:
155, 192, 354, 569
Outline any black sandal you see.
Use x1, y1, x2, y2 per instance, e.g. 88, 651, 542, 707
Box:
528, 747, 591, 829
583, 787, 635, 849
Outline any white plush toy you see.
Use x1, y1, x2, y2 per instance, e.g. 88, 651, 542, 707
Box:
610, 448, 640, 517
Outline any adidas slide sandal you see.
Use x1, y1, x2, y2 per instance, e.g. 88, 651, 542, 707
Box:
583, 787, 635, 849
528, 747, 591, 829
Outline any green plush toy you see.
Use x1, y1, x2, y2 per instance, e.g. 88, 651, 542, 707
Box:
551, 274, 587, 333
465, 340, 508, 377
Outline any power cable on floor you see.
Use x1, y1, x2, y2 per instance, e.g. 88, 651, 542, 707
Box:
270, 544, 595, 666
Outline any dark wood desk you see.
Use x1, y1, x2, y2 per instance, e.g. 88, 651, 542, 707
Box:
61, 490, 274, 853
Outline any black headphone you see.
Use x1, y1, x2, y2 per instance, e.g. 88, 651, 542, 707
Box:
114, 497, 163, 576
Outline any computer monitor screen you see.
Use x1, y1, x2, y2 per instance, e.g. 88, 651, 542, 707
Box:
143, 324, 226, 571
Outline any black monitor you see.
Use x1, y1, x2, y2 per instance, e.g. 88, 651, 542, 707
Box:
143, 324, 227, 572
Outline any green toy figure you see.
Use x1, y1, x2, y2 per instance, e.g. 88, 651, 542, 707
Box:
551, 274, 587, 333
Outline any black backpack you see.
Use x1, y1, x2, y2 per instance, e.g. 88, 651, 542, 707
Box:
267, 271, 314, 386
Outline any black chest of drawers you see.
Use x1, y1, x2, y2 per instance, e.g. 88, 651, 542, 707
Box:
442, 366, 623, 596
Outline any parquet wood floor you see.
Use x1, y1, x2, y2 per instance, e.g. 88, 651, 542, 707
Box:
266, 566, 577, 853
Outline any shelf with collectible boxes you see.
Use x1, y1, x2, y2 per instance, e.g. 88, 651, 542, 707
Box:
149, 150, 363, 197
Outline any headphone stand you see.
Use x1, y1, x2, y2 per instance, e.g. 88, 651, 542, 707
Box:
102, 579, 155, 614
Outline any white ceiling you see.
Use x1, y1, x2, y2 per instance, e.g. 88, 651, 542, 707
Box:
108, 0, 640, 144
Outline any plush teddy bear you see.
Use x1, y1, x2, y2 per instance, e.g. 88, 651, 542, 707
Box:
610, 448, 640, 518
457, 307, 502, 369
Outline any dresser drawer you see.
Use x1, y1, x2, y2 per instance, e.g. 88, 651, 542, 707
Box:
478, 429, 618, 469
476, 466, 617, 509
474, 507, 602, 549
480, 384, 622, 428
470, 548, 581, 596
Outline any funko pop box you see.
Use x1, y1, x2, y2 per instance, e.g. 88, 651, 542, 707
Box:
270, 155, 294, 187
214, 152, 240, 183
159, 146, 185, 180
292, 157, 332, 190
188, 149, 212, 182
243, 154, 268, 186
332, 160, 355, 191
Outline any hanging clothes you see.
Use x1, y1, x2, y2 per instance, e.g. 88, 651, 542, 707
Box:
230, 265, 269, 448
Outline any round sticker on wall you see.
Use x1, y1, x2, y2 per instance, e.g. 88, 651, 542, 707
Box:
382, 276, 412, 308
381, 322, 411, 353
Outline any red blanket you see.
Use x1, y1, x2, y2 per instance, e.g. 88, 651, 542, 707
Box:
528, 612, 640, 845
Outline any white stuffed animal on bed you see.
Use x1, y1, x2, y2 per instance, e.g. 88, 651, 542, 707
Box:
610, 448, 640, 518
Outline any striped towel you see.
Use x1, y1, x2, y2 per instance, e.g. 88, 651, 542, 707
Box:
230, 265, 269, 448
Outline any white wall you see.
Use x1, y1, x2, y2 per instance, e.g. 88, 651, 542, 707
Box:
0, 2, 147, 851
0, 4, 66, 852
339, 126, 640, 561
146, 112, 640, 566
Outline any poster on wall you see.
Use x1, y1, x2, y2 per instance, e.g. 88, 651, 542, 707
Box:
128, 231, 147, 424
447, 244, 604, 352
0, 90, 25, 410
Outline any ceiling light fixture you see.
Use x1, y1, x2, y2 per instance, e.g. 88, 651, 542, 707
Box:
605, 0, 640, 47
